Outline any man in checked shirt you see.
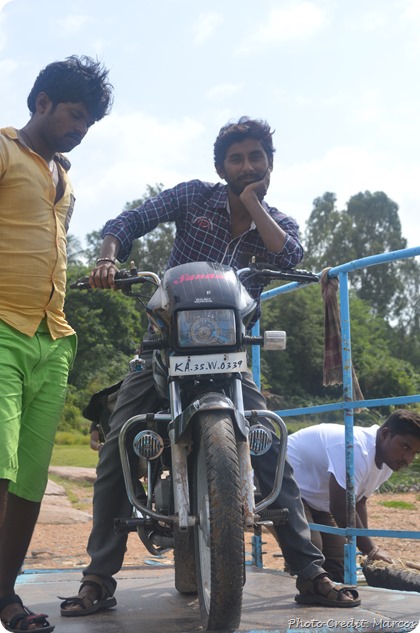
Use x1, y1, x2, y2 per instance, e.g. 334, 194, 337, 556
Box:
61, 117, 360, 616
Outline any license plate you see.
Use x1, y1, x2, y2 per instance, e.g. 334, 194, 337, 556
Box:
169, 351, 247, 376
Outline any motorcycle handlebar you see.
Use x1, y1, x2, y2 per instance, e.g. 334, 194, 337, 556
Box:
71, 265, 318, 291
238, 265, 319, 285
70, 269, 160, 291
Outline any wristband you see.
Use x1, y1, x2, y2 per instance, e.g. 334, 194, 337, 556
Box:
96, 258, 116, 265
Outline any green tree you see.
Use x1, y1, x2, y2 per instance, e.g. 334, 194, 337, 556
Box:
65, 265, 145, 391
304, 190, 418, 323
84, 229, 103, 265
303, 192, 352, 269
127, 223, 175, 276
123, 184, 175, 276
348, 295, 419, 399
260, 284, 325, 402
344, 192, 407, 317
258, 283, 419, 408
67, 233, 85, 265
83, 183, 175, 276
122, 183, 164, 211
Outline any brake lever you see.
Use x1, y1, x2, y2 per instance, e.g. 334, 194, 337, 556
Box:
69, 276, 90, 290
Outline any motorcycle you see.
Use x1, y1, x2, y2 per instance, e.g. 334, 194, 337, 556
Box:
72, 260, 318, 631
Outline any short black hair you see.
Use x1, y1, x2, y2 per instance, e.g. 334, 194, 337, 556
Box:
381, 409, 420, 439
27, 55, 113, 121
213, 116, 275, 166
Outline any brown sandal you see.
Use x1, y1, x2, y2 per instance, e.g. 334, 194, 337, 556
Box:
295, 574, 361, 608
59, 578, 116, 617
0, 593, 54, 632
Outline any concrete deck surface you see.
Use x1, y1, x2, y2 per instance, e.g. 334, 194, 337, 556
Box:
15, 564, 420, 633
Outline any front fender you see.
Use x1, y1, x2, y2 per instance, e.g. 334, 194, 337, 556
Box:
170, 392, 248, 444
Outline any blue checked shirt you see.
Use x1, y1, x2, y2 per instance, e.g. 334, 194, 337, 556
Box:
102, 180, 304, 324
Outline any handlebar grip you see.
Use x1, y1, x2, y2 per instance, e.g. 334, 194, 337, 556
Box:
269, 269, 319, 283
70, 269, 130, 290
70, 276, 90, 290
70, 269, 157, 291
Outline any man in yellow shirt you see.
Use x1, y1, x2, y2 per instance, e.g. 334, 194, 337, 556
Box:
0, 55, 113, 633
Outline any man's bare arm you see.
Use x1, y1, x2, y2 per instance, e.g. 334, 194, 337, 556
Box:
329, 474, 393, 562
239, 172, 287, 253
89, 234, 121, 289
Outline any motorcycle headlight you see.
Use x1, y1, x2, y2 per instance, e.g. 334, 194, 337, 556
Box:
176, 309, 236, 348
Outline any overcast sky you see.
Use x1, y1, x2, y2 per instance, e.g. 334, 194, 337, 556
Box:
1, 0, 419, 254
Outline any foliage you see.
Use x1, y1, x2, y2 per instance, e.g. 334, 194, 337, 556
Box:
61, 263, 146, 435
379, 455, 420, 492
346, 295, 420, 400
51, 444, 99, 468
55, 431, 90, 445
57, 386, 88, 433
303, 192, 351, 268
83, 229, 103, 265
378, 500, 416, 510
303, 190, 420, 326
122, 183, 165, 211
126, 222, 175, 277
67, 233, 85, 265
64, 265, 145, 391
260, 284, 324, 398
122, 184, 175, 276
258, 279, 419, 413
83, 183, 175, 276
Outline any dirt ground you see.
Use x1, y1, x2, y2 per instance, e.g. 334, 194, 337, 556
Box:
25, 486, 420, 573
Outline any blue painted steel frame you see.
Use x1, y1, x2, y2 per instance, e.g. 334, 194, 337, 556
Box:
252, 246, 420, 583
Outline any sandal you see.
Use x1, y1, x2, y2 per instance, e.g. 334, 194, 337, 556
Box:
0, 593, 54, 632
59, 577, 117, 617
295, 574, 361, 608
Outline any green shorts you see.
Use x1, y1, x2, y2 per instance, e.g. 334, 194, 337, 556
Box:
0, 319, 77, 502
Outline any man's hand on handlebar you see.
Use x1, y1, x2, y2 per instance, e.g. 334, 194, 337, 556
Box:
89, 260, 118, 290
90, 235, 121, 289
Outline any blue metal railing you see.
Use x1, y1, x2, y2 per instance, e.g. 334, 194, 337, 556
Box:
252, 246, 420, 584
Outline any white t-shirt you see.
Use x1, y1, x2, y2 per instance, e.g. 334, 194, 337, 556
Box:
287, 424, 393, 512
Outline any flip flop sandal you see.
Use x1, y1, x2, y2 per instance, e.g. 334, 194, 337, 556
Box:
0, 593, 55, 632
295, 576, 361, 608
59, 579, 116, 617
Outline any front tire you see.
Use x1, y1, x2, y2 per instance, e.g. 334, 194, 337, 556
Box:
192, 411, 244, 631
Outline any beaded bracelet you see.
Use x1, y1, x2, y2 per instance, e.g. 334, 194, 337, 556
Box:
96, 257, 116, 265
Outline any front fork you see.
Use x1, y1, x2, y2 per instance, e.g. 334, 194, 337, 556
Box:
168, 380, 190, 530
118, 376, 287, 531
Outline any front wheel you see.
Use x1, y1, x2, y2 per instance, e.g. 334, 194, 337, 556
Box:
192, 411, 244, 631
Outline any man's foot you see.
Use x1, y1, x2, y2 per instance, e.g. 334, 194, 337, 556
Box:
0, 593, 54, 632
59, 579, 116, 617
295, 573, 361, 607
313, 575, 356, 602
